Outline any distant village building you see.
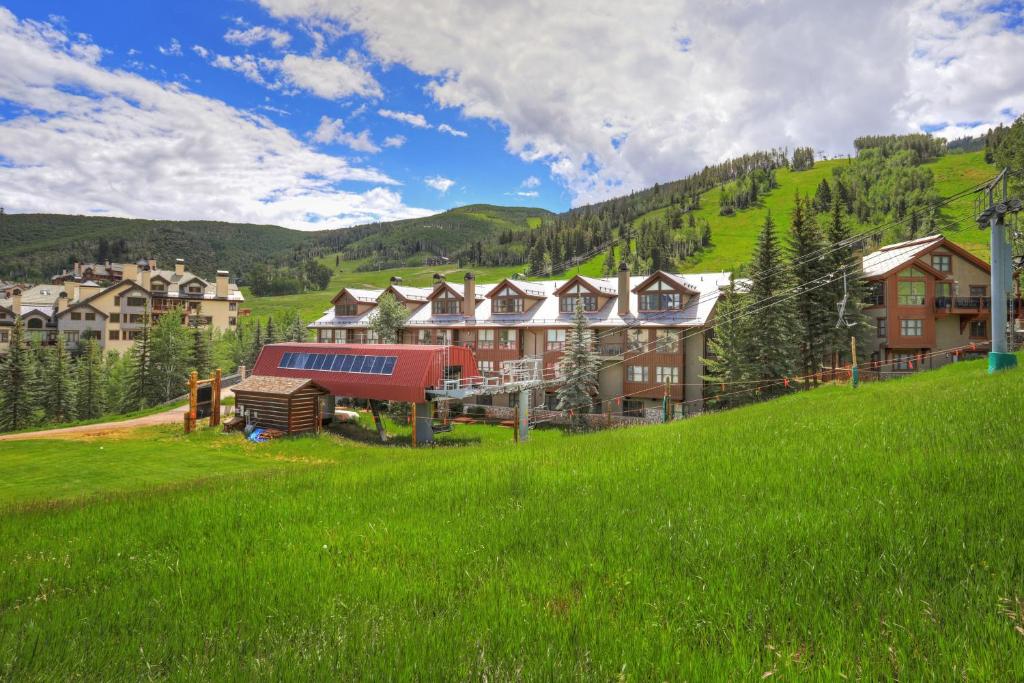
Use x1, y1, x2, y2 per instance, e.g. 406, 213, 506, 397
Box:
0, 258, 245, 355
424, 255, 451, 267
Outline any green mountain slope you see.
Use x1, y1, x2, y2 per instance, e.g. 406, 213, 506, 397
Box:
1, 355, 1021, 678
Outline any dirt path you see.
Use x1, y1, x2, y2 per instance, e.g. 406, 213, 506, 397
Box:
0, 389, 238, 442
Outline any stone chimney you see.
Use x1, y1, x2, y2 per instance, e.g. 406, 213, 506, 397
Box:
73, 261, 81, 277
462, 272, 476, 317
141, 268, 151, 291
175, 258, 185, 277
618, 261, 631, 317
122, 262, 139, 282
147, 258, 157, 271
10, 288, 21, 317
216, 270, 229, 298
432, 273, 445, 290
57, 291, 68, 314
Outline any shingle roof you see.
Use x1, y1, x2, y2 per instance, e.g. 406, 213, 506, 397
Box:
233, 375, 324, 396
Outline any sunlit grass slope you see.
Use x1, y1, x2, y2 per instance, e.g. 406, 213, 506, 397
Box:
1, 356, 1022, 679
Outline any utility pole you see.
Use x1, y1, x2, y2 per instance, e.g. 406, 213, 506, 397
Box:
978, 169, 1021, 373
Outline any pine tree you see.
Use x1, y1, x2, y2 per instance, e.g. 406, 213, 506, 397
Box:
265, 316, 278, 345
747, 212, 798, 392
368, 292, 409, 344
149, 307, 193, 403
75, 338, 106, 420
788, 195, 831, 384
287, 315, 308, 342
124, 310, 153, 410
556, 298, 600, 430
0, 318, 39, 431
191, 326, 212, 378
250, 320, 263, 367
42, 336, 76, 423
823, 195, 870, 367
702, 281, 754, 405
813, 178, 833, 213
601, 244, 616, 277
104, 350, 130, 414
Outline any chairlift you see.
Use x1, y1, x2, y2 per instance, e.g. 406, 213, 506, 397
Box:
835, 269, 859, 329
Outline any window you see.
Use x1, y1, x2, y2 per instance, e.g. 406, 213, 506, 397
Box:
127, 297, 146, 307
931, 254, 951, 272
546, 329, 566, 351
109, 313, 120, 323
969, 320, 987, 338
113, 296, 120, 305
969, 285, 987, 297
0, 331, 8, 343
477, 329, 494, 349
151, 282, 165, 292
877, 317, 887, 338
436, 329, 451, 345
494, 296, 524, 313
622, 399, 644, 417
478, 360, 494, 374
899, 267, 926, 277
82, 330, 100, 340
900, 319, 923, 337
128, 314, 145, 324
127, 330, 144, 340
627, 329, 647, 351
27, 318, 42, 329
655, 366, 679, 383
187, 284, 203, 294
497, 329, 517, 349
897, 281, 926, 306
935, 282, 951, 304
278, 352, 397, 375
432, 289, 461, 315
655, 329, 679, 350
109, 330, 120, 341
228, 317, 237, 326
63, 331, 79, 344
70, 312, 82, 320
229, 302, 237, 311
84, 312, 96, 321
416, 329, 432, 344
559, 288, 598, 312
638, 280, 682, 311
893, 353, 918, 371
866, 281, 885, 306
336, 303, 358, 316
626, 365, 649, 382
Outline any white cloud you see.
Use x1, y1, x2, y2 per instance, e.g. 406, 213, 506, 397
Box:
521, 175, 540, 188
211, 53, 267, 85
157, 37, 181, 56
382, 134, 406, 148
0, 8, 431, 230
517, 191, 538, 197
437, 123, 467, 137
191, 44, 209, 58
378, 108, 431, 128
311, 115, 381, 153
260, 0, 1024, 206
203, 49, 382, 101
224, 25, 292, 49
425, 175, 455, 193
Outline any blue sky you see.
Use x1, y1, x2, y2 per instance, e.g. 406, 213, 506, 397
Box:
0, 0, 1022, 230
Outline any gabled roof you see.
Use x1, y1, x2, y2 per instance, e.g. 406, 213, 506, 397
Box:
69, 279, 149, 313
861, 234, 989, 279
331, 287, 381, 305
552, 274, 617, 297
383, 285, 433, 303
485, 278, 546, 299
55, 301, 109, 320
233, 375, 329, 396
631, 270, 700, 294
427, 281, 471, 301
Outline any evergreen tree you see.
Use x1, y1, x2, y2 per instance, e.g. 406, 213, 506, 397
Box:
368, 292, 409, 344
556, 298, 600, 430
42, 336, 76, 423
787, 195, 831, 383
124, 310, 153, 410
191, 326, 212, 377
601, 244, 616, 277
265, 316, 278, 345
746, 212, 798, 391
250, 320, 264, 367
0, 318, 39, 431
702, 281, 754, 405
813, 178, 833, 213
75, 339, 106, 420
104, 350, 130, 414
286, 314, 308, 342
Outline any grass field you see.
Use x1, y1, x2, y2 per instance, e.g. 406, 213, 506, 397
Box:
2, 356, 1022, 679
245, 152, 996, 323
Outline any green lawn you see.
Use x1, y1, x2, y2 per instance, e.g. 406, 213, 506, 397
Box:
1, 357, 1022, 679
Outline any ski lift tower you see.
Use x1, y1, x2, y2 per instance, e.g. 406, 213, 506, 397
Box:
977, 169, 1021, 373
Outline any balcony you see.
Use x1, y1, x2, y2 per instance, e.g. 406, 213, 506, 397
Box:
934, 297, 991, 312
596, 343, 624, 358
865, 293, 885, 307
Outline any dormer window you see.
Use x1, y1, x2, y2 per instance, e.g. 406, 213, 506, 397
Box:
187, 284, 203, 295
559, 284, 598, 312
492, 286, 524, 313
432, 289, 461, 315
337, 304, 358, 316
638, 281, 682, 312
151, 282, 165, 292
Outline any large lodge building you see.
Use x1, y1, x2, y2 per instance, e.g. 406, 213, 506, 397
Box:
310, 234, 1017, 415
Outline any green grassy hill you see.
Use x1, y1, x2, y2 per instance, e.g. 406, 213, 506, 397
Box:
1, 355, 1022, 678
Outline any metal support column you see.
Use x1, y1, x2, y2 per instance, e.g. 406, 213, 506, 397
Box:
986, 171, 1019, 373
413, 401, 434, 445
516, 388, 530, 443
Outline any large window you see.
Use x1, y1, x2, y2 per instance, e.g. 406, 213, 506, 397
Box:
336, 303, 358, 316
866, 281, 885, 306
63, 330, 79, 344
627, 329, 647, 351
478, 360, 494, 374
931, 254, 951, 272
70, 312, 81, 321
969, 320, 987, 338
655, 366, 679, 383
432, 290, 461, 315
278, 352, 397, 375
900, 319, 923, 336
626, 365, 649, 382
417, 329, 432, 344
622, 399, 644, 417
546, 329, 566, 351
897, 281, 926, 306
497, 329, 517, 350
559, 284, 599, 312
638, 281, 683, 312
492, 286, 524, 314
477, 329, 494, 349
655, 329, 679, 350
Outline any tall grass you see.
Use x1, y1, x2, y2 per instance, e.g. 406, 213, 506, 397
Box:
0, 357, 1022, 679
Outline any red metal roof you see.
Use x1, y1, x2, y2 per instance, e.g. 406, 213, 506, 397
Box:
251, 343, 479, 403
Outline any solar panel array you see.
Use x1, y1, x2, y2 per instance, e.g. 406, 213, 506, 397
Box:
278, 352, 398, 375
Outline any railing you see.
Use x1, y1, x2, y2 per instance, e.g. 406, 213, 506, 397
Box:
596, 344, 624, 356
935, 297, 992, 311
865, 293, 885, 306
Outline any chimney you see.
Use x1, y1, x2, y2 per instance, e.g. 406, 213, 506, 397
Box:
175, 258, 185, 277
390, 276, 403, 285
57, 291, 68, 313
216, 270, 229, 298
462, 272, 476, 317
618, 261, 631, 317
10, 288, 21, 317
63, 280, 77, 301
147, 258, 157, 271
73, 261, 81, 277
432, 273, 445, 290
122, 262, 139, 282
141, 268, 151, 291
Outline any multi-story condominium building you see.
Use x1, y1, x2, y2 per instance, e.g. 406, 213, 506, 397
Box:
310, 264, 731, 415
861, 234, 1008, 370
0, 258, 244, 355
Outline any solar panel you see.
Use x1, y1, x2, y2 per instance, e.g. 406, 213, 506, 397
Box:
277, 352, 398, 375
